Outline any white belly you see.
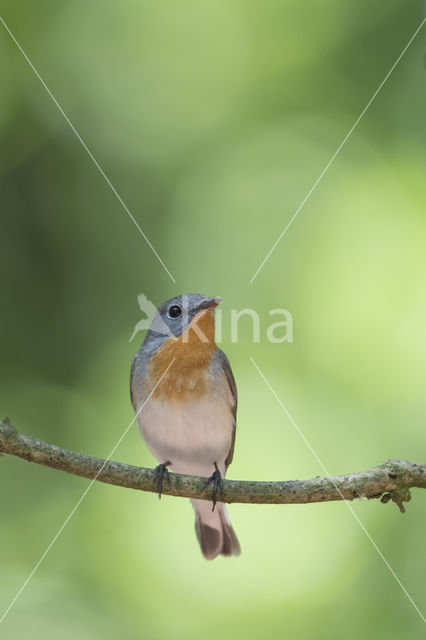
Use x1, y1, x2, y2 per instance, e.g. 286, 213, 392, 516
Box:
137, 396, 233, 478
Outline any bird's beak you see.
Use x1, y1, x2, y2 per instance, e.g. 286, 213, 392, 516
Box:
196, 297, 222, 313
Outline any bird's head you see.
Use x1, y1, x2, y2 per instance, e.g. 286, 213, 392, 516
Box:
143, 294, 222, 351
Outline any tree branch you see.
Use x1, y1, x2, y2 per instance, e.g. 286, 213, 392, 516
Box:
1, 419, 425, 512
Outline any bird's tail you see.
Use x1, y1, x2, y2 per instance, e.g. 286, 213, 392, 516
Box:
191, 499, 241, 560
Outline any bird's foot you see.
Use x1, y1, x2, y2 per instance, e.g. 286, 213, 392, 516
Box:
202, 462, 224, 512
154, 461, 171, 499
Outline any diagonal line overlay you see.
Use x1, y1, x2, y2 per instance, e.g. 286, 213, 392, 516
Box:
250, 356, 425, 624
249, 18, 426, 284
0, 16, 176, 284
0, 358, 175, 625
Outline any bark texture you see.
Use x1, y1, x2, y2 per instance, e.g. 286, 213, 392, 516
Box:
1, 419, 425, 512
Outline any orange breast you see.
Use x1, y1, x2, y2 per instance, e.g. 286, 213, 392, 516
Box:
148, 310, 217, 401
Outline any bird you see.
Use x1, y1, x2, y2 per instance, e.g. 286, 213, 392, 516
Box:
130, 293, 241, 560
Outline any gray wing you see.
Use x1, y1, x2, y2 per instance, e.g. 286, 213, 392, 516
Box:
129, 353, 139, 411
215, 349, 237, 470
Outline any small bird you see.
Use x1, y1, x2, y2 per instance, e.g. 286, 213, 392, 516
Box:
130, 293, 241, 559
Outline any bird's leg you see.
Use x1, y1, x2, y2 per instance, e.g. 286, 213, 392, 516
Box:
153, 461, 171, 499
202, 462, 225, 512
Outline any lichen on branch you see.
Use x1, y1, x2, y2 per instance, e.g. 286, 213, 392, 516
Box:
0, 419, 425, 511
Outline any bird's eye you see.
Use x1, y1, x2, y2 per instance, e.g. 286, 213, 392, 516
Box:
168, 305, 182, 319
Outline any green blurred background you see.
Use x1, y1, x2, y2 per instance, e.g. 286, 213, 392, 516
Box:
1, 1, 425, 638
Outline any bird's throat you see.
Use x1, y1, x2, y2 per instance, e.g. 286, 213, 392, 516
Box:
148, 311, 217, 401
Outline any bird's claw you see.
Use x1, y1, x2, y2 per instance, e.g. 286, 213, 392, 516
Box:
154, 461, 171, 498
202, 462, 224, 512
